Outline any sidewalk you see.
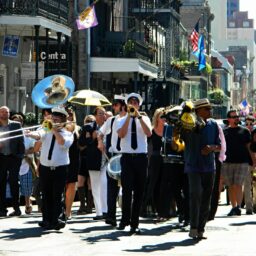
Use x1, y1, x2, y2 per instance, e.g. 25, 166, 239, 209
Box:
0, 192, 255, 256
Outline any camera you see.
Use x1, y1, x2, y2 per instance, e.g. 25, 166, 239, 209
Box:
82, 122, 96, 133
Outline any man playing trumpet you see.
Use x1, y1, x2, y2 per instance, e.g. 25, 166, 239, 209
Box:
116, 93, 152, 234
26, 107, 73, 230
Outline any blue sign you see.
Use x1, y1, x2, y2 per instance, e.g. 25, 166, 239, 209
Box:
2, 35, 20, 57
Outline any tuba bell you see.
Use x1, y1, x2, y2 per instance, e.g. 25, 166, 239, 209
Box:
32, 74, 75, 109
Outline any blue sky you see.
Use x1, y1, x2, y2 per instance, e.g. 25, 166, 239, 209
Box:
240, 0, 256, 28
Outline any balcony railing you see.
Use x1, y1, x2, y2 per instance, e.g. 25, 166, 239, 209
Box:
92, 38, 154, 63
0, 0, 68, 25
129, 0, 180, 10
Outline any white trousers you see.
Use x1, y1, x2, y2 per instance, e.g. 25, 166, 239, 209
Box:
89, 166, 108, 216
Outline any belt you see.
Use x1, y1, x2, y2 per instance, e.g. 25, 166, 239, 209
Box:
0, 153, 14, 157
122, 153, 147, 157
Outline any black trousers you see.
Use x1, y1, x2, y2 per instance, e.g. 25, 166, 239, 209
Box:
158, 162, 189, 220
141, 155, 163, 215
120, 153, 148, 228
209, 157, 221, 220
39, 164, 67, 225
0, 155, 22, 212
106, 174, 119, 220
188, 171, 215, 232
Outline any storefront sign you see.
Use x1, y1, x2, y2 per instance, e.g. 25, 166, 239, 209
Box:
2, 35, 20, 57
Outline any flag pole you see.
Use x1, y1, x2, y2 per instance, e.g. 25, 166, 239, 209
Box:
85, 0, 91, 90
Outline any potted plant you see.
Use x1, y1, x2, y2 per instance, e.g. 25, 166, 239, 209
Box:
208, 88, 225, 104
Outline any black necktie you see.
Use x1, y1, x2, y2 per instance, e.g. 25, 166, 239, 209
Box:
131, 117, 137, 150
48, 134, 56, 160
116, 137, 121, 151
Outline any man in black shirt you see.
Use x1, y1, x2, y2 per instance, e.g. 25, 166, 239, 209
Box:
222, 110, 253, 216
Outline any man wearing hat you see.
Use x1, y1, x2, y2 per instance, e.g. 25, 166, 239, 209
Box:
97, 94, 127, 226
26, 106, 74, 230
182, 98, 221, 239
116, 93, 152, 234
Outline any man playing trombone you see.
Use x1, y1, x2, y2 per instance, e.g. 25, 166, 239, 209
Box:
26, 106, 73, 230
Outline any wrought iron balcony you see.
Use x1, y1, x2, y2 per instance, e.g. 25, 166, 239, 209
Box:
129, 0, 180, 9
0, 0, 68, 25
92, 33, 154, 63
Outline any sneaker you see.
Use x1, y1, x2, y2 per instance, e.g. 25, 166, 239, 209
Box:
189, 228, 198, 239
9, 209, 21, 217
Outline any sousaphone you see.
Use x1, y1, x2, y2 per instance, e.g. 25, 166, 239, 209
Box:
32, 74, 75, 108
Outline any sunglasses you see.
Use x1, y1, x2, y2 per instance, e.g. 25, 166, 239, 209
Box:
229, 115, 239, 119
246, 122, 254, 126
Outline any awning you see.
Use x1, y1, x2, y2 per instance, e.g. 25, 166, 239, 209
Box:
211, 49, 234, 74
90, 57, 158, 79
0, 15, 72, 37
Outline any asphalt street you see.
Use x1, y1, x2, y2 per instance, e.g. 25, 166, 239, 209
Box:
0, 193, 256, 256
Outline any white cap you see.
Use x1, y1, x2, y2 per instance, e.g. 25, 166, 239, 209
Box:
114, 94, 125, 101
125, 93, 143, 106
51, 106, 68, 117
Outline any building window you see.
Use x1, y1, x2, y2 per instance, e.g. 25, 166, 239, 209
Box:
229, 22, 235, 27
243, 21, 250, 28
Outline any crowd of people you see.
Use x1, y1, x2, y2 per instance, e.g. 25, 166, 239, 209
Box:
1, 94, 256, 239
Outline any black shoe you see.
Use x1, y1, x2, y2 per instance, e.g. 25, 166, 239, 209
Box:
234, 206, 241, 216
246, 209, 253, 215
9, 209, 21, 217
93, 215, 104, 220
116, 222, 129, 230
227, 208, 236, 216
129, 227, 141, 235
38, 221, 50, 229
0, 210, 7, 217
52, 220, 66, 230
105, 218, 117, 227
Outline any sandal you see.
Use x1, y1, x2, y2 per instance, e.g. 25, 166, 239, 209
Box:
25, 206, 32, 214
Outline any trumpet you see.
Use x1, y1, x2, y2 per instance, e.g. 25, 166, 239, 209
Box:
127, 105, 136, 116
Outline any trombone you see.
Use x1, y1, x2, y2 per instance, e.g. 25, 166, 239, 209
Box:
0, 120, 76, 142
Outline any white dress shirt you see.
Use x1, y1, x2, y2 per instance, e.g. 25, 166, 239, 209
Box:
116, 114, 151, 153
37, 128, 74, 167
99, 115, 121, 153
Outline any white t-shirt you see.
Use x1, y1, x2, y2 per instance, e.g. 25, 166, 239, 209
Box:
116, 114, 151, 153
19, 137, 36, 176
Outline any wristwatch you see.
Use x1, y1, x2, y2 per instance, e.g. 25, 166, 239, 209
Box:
137, 115, 142, 120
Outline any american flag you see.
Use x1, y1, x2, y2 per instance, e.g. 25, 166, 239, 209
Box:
190, 21, 199, 53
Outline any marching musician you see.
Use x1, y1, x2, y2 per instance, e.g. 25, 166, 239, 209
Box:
181, 98, 221, 239
0, 106, 25, 217
26, 107, 73, 230
97, 95, 126, 227
116, 93, 152, 234
157, 106, 189, 226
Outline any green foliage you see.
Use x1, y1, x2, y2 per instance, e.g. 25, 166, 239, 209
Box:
208, 89, 224, 104
24, 112, 39, 125
123, 40, 135, 56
